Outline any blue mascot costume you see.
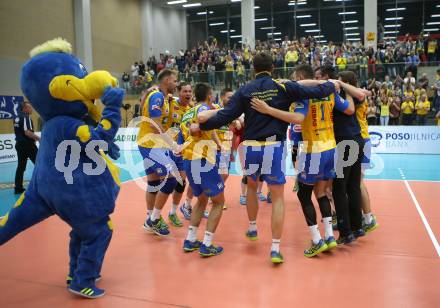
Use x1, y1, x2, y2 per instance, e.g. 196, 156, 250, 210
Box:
0, 38, 124, 299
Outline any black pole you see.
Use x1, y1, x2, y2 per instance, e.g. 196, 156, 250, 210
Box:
227, 5, 230, 47
318, 0, 321, 42
271, 0, 274, 39
343, 0, 346, 44
294, 0, 297, 40
206, 9, 209, 41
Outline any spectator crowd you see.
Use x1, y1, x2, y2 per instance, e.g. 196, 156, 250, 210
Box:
122, 34, 440, 126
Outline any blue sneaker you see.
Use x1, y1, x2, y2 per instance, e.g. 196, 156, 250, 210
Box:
66, 275, 101, 286
324, 236, 338, 251
143, 218, 153, 233
353, 229, 366, 238
267, 192, 272, 204
270, 251, 284, 264
364, 216, 379, 233
240, 195, 247, 205
304, 239, 328, 258
257, 192, 267, 202
68, 284, 105, 299
147, 217, 170, 236
337, 233, 356, 245
180, 204, 192, 220
183, 239, 202, 252
199, 243, 223, 257
245, 230, 258, 241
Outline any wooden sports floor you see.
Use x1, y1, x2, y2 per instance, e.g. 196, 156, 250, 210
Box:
1, 175, 439, 308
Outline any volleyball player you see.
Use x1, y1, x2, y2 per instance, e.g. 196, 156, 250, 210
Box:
137, 69, 179, 236
198, 53, 338, 264
181, 83, 225, 257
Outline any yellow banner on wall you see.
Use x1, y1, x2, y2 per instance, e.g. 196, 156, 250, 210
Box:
366, 32, 376, 42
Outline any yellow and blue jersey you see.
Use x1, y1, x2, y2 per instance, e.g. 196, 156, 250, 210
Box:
288, 103, 303, 147
199, 72, 336, 143
180, 104, 217, 164
167, 98, 191, 141
294, 93, 348, 153
212, 103, 233, 151
137, 90, 170, 148
356, 99, 370, 140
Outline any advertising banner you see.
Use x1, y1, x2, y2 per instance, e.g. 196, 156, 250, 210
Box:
0, 96, 23, 120
2, 126, 439, 164
368, 126, 440, 154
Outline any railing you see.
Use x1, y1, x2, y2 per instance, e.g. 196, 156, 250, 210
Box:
123, 61, 439, 95
120, 61, 439, 127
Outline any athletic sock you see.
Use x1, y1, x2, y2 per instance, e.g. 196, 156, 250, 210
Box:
271, 239, 281, 253
248, 220, 257, 232
186, 226, 198, 242
170, 203, 178, 215
147, 209, 153, 217
322, 217, 333, 240
363, 212, 373, 225
150, 208, 161, 222
309, 225, 322, 244
203, 231, 214, 247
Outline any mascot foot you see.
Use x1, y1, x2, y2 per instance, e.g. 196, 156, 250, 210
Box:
68, 285, 105, 299
66, 275, 102, 286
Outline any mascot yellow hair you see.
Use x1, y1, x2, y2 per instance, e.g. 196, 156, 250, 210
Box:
29, 37, 72, 58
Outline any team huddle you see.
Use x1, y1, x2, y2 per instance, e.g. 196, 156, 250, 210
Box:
136, 52, 379, 264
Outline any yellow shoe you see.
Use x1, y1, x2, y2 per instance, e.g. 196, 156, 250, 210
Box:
324, 236, 338, 251
245, 230, 258, 241
304, 239, 328, 258
270, 251, 284, 264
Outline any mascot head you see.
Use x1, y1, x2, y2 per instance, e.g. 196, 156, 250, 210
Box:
20, 38, 117, 122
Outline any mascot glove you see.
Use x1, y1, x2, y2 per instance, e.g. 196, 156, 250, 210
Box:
101, 87, 125, 108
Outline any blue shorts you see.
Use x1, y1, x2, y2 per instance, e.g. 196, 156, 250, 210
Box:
240, 142, 287, 185
297, 148, 336, 185
138, 146, 177, 176
362, 138, 372, 169
170, 152, 184, 172
184, 159, 225, 197
216, 151, 231, 173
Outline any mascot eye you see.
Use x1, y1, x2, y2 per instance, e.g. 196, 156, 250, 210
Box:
79, 63, 88, 75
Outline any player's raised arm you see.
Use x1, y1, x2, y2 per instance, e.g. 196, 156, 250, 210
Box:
199, 89, 244, 130
250, 98, 307, 124
197, 109, 220, 123
336, 80, 366, 102
282, 79, 337, 101
334, 93, 355, 115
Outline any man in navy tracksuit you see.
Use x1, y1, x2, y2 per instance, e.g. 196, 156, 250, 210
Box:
13, 101, 40, 194
198, 52, 337, 264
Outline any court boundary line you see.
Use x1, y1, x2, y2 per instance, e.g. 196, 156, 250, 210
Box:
399, 168, 440, 258
0, 276, 191, 307
119, 175, 440, 184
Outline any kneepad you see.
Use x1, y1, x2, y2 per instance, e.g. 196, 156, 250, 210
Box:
160, 177, 177, 194
147, 180, 162, 193
174, 180, 186, 193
